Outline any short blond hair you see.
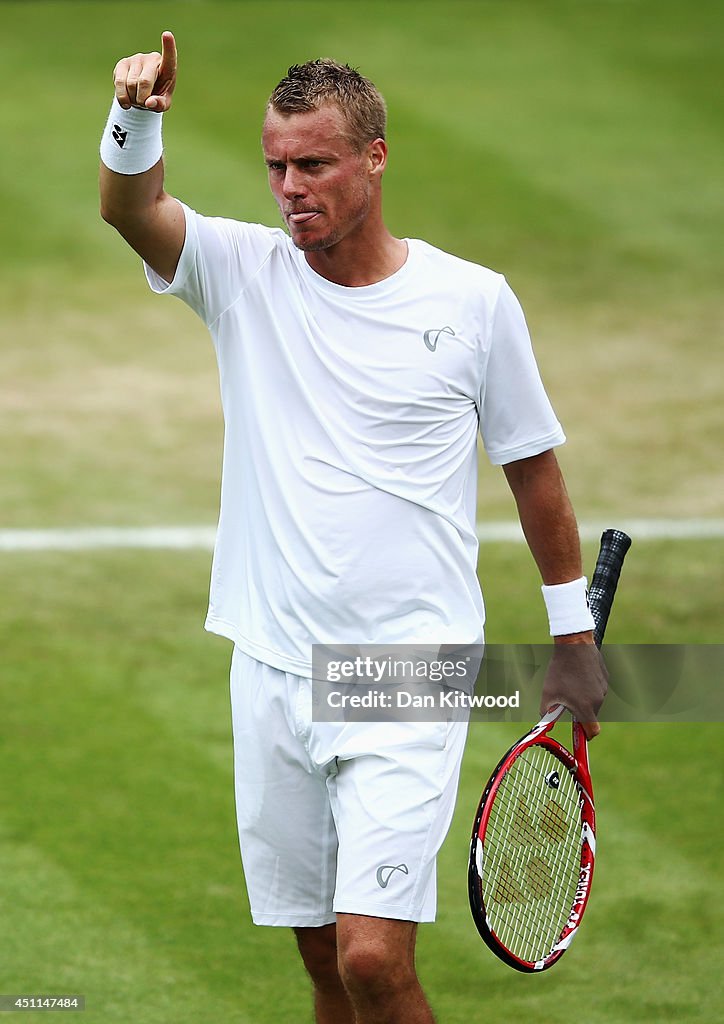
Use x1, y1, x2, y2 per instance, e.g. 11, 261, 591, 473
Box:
268, 59, 387, 151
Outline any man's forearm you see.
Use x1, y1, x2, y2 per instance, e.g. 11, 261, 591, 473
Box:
99, 158, 166, 232
504, 451, 607, 733
99, 154, 183, 283
503, 449, 583, 585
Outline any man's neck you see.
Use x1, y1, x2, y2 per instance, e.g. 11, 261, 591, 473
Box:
304, 230, 408, 288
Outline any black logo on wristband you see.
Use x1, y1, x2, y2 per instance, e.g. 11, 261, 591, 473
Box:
111, 124, 128, 149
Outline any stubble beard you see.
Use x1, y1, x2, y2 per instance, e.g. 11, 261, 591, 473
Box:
288, 187, 371, 253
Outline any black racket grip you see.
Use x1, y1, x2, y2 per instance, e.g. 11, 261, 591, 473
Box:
589, 529, 632, 647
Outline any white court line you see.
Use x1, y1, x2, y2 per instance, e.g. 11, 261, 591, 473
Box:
1, 520, 723, 552
481, 519, 724, 543
0, 526, 217, 552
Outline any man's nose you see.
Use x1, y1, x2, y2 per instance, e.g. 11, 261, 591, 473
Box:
282, 167, 307, 199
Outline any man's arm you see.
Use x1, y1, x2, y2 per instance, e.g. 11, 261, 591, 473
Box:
503, 448, 608, 737
503, 448, 585, 589
99, 31, 185, 283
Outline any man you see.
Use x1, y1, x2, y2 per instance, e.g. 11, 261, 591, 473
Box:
100, 32, 606, 1024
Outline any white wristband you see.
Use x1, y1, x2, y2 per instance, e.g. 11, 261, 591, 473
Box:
100, 98, 163, 175
541, 576, 596, 636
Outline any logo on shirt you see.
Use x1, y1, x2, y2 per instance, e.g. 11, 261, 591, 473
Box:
423, 326, 455, 352
111, 123, 128, 149
376, 863, 409, 888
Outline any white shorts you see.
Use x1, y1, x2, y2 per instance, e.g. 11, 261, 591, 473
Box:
229, 648, 469, 927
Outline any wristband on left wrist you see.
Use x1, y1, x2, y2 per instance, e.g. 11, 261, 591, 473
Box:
541, 576, 596, 636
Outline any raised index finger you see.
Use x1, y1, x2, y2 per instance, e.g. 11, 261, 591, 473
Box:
159, 30, 177, 76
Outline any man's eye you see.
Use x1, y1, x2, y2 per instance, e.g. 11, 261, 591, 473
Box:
267, 162, 285, 172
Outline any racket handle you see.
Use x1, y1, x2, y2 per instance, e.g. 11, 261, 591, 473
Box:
588, 529, 632, 648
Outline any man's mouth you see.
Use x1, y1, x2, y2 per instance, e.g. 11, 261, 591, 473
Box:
287, 211, 320, 225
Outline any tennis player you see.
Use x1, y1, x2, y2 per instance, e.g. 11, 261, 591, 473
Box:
100, 32, 607, 1024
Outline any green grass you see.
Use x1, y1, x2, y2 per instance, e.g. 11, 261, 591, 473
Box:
1, 551, 722, 1022
1, 1, 723, 1021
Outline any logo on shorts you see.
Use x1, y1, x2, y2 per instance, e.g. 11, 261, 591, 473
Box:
422, 326, 455, 352
376, 863, 409, 888
111, 123, 128, 149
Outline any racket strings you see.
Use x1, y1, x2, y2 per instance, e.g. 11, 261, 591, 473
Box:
482, 747, 582, 963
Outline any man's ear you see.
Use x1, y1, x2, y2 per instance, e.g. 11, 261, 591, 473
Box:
368, 138, 388, 179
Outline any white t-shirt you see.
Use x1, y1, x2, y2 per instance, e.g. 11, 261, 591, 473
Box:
145, 203, 565, 674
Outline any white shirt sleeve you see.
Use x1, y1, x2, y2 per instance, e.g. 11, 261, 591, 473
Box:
143, 202, 280, 327
479, 279, 566, 465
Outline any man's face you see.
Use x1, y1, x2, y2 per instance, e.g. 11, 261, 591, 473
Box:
262, 103, 382, 252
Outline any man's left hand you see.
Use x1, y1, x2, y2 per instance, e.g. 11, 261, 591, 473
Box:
539, 635, 608, 739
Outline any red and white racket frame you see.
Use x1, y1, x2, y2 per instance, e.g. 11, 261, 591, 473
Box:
468, 528, 631, 972
468, 704, 596, 972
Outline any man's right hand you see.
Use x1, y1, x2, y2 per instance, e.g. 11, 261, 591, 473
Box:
114, 30, 177, 112
101, 30, 184, 283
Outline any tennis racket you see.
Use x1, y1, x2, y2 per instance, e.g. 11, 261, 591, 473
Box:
468, 528, 631, 972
